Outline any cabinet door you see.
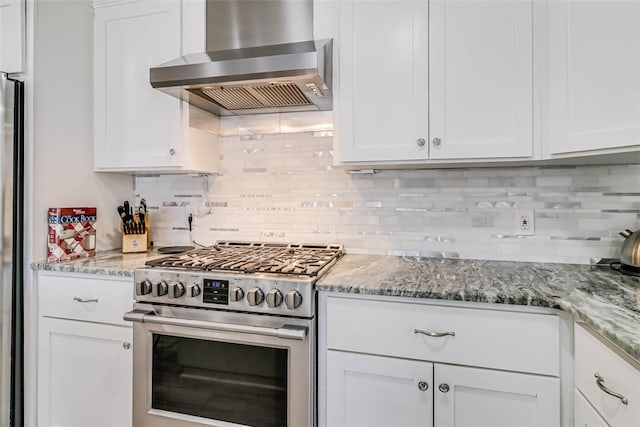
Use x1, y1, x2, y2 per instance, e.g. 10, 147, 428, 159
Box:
94, 0, 182, 170
338, 0, 429, 162
434, 364, 559, 427
429, 0, 533, 159
38, 317, 133, 427
326, 350, 433, 427
548, 0, 640, 154
574, 389, 609, 427
0, 0, 24, 73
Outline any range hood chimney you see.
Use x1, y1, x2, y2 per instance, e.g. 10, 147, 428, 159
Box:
150, 0, 332, 116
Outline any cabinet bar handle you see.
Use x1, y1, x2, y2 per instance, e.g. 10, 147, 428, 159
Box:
594, 373, 628, 405
414, 328, 455, 337
73, 297, 99, 303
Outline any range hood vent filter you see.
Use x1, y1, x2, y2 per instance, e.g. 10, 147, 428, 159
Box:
253, 83, 312, 107
198, 83, 313, 112
201, 87, 263, 110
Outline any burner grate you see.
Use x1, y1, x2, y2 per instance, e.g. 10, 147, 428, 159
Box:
145, 241, 343, 277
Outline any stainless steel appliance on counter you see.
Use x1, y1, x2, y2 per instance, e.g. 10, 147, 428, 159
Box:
125, 241, 343, 427
618, 229, 640, 276
0, 72, 24, 426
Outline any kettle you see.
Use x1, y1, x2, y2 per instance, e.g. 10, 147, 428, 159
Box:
618, 229, 640, 275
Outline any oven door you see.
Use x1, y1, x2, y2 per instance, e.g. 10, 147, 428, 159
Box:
125, 305, 314, 427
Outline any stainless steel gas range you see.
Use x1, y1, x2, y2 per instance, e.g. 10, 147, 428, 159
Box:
124, 241, 343, 427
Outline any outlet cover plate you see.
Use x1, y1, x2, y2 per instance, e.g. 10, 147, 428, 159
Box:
515, 209, 535, 235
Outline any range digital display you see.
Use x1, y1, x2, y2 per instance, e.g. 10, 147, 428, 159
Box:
203, 279, 229, 305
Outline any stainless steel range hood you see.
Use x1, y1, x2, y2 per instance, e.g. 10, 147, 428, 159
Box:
150, 0, 332, 116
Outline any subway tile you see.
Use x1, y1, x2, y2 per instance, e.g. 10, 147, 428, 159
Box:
135, 133, 638, 264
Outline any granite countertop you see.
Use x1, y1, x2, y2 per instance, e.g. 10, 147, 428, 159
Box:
30, 249, 166, 277
316, 254, 640, 363
32, 250, 640, 362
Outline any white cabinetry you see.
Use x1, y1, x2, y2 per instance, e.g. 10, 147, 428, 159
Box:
94, 0, 219, 174
37, 272, 133, 427
434, 364, 559, 427
574, 390, 609, 427
327, 352, 434, 427
574, 323, 640, 427
321, 295, 561, 427
547, 0, 640, 157
337, 0, 533, 164
429, 0, 533, 160
0, 0, 25, 73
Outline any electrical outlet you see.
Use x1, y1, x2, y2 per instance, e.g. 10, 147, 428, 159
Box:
515, 209, 535, 235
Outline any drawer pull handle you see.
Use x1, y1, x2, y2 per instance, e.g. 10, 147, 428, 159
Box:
414, 328, 455, 337
73, 297, 99, 303
594, 373, 628, 405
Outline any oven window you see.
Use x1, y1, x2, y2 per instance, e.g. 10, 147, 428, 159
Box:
152, 334, 288, 427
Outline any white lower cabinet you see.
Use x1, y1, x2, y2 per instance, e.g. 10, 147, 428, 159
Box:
36, 272, 133, 427
574, 323, 640, 427
321, 295, 562, 427
37, 318, 132, 427
434, 364, 559, 427
574, 389, 609, 427
326, 351, 558, 427
327, 351, 434, 427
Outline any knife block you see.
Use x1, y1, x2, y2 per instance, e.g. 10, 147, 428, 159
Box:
121, 213, 150, 254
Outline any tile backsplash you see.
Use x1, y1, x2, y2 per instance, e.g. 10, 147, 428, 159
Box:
135, 132, 640, 264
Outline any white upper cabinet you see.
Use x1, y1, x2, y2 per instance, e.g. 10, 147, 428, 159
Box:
548, 0, 640, 156
338, 0, 429, 162
429, 0, 533, 160
0, 0, 25, 73
336, 0, 533, 164
94, 0, 219, 174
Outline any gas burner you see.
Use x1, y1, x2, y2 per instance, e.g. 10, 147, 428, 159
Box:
146, 241, 343, 277
135, 241, 344, 318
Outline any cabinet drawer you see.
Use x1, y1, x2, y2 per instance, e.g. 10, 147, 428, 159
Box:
575, 389, 609, 427
575, 323, 640, 427
38, 273, 133, 326
326, 297, 560, 375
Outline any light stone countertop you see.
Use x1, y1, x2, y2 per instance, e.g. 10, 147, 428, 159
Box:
31, 250, 640, 362
30, 249, 166, 277
316, 254, 640, 363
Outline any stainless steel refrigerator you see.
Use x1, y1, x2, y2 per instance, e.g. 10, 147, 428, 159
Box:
0, 71, 24, 427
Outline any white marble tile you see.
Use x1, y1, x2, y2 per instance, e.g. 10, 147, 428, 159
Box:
134, 132, 640, 264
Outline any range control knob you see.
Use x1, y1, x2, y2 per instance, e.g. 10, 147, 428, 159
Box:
266, 289, 284, 308
152, 280, 168, 297
136, 279, 152, 296
230, 287, 245, 302
188, 284, 201, 298
285, 290, 303, 309
247, 288, 265, 306
169, 282, 185, 299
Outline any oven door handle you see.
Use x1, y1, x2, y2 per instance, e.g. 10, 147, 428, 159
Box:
123, 309, 308, 341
